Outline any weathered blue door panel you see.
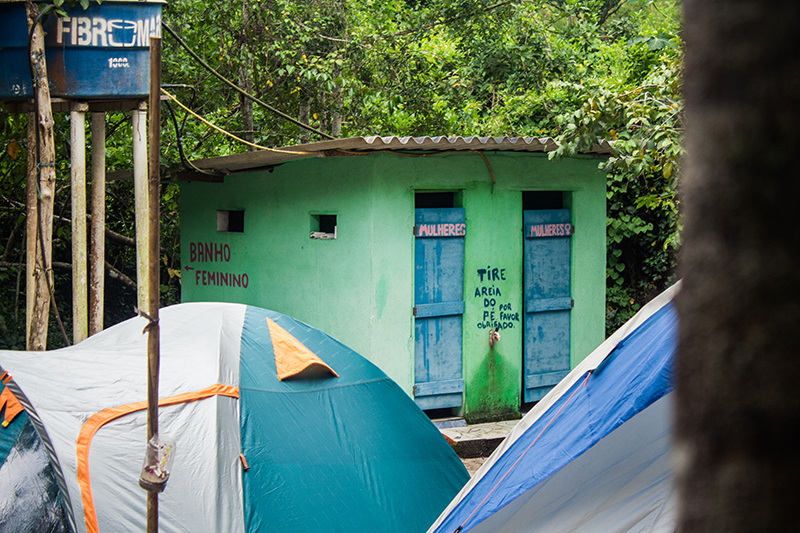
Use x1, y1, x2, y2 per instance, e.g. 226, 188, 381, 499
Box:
414, 208, 465, 410
523, 209, 572, 403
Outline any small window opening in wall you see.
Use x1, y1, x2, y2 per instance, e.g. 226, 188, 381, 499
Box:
523, 191, 564, 210
310, 214, 337, 240
217, 210, 244, 232
415, 191, 461, 208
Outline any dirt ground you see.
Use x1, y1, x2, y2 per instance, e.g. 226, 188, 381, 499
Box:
461, 457, 487, 476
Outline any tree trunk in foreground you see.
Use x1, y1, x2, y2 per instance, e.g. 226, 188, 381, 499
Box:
677, 1, 800, 531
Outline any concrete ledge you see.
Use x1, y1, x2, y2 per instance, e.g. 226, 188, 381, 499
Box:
440, 420, 517, 459
449, 436, 506, 459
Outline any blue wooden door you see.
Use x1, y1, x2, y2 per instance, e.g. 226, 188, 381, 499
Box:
523, 209, 573, 403
414, 208, 466, 410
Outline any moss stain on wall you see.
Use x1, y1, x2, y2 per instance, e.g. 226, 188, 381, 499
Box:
181, 150, 606, 420
465, 347, 521, 424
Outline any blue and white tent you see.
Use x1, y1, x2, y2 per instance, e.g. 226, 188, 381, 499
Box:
1, 303, 468, 533
428, 284, 679, 533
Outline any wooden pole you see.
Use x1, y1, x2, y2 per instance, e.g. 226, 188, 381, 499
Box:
71, 102, 89, 343
25, 112, 36, 345
146, 36, 162, 533
26, 1, 57, 351
89, 112, 106, 335
132, 102, 149, 311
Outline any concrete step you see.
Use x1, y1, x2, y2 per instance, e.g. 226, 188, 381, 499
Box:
431, 417, 467, 430
439, 419, 518, 459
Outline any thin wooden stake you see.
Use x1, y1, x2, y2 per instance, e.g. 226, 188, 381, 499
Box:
146, 36, 162, 533
25, 112, 36, 344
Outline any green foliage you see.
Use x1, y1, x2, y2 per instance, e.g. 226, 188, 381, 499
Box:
52, 0, 102, 17
0, 0, 683, 347
0, 110, 182, 349
546, 0, 683, 332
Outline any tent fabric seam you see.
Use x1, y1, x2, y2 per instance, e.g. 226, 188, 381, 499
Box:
76, 384, 239, 533
3, 302, 470, 533
463, 308, 675, 530
427, 282, 680, 533
0, 369, 78, 532
240, 376, 392, 393
468, 372, 671, 532
266, 317, 340, 380
456, 372, 593, 532
644, 465, 678, 532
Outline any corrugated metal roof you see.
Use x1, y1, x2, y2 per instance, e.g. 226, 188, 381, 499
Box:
191, 135, 614, 175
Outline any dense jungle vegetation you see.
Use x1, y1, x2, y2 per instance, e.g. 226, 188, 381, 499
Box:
0, 0, 682, 349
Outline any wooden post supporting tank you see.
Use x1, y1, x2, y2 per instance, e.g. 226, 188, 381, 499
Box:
133, 102, 149, 311
89, 112, 106, 335
70, 102, 89, 344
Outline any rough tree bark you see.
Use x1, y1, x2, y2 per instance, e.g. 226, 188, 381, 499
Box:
677, 0, 800, 531
89, 113, 106, 335
25, 112, 36, 343
26, 1, 57, 351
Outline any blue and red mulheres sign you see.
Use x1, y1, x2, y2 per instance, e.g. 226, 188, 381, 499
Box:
526, 223, 573, 238
414, 222, 467, 237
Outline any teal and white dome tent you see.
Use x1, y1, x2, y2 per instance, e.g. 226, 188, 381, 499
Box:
428, 284, 679, 533
0, 303, 469, 532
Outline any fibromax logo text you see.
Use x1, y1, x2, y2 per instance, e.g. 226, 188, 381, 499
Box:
55, 14, 161, 48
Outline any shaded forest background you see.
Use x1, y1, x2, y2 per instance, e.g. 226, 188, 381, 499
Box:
0, 0, 682, 349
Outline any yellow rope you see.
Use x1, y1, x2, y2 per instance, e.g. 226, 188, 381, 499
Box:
159, 90, 496, 189
160, 88, 315, 155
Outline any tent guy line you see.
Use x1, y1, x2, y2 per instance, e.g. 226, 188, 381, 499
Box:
428, 283, 678, 533
453, 371, 593, 533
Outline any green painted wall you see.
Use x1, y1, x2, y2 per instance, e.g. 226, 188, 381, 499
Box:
181, 151, 605, 420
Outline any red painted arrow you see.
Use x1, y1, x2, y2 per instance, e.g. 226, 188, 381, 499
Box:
184, 265, 194, 271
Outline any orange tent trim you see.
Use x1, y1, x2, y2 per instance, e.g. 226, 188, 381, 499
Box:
267, 318, 338, 380
75, 383, 239, 533
0, 385, 24, 428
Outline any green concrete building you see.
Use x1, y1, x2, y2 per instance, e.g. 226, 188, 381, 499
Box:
181, 136, 611, 422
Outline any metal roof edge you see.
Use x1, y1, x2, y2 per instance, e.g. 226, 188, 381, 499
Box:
191, 135, 614, 175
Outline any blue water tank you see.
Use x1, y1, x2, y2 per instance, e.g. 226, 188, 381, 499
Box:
0, 0, 165, 100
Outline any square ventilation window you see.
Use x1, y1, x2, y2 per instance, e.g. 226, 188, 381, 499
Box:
310, 214, 337, 240
522, 191, 565, 210
217, 210, 244, 233
415, 191, 460, 208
